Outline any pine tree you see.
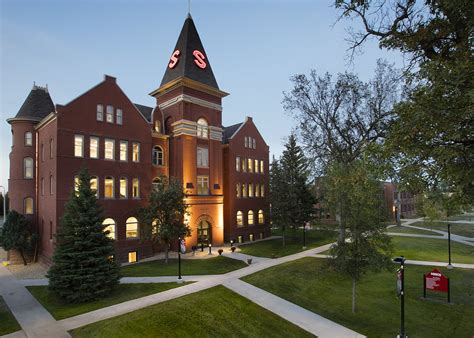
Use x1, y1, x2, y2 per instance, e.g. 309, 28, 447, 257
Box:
270, 157, 289, 245
47, 168, 120, 303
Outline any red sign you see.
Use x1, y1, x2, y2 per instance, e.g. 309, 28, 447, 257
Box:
192, 50, 206, 69
168, 50, 180, 68
425, 269, 448, 293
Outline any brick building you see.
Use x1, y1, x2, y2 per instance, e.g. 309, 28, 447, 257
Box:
7, 15, 270, 263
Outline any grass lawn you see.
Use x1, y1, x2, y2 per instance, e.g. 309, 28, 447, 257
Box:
387, 225, 443, 236
448, 215, 473, 222
238, 229, 337, 258
412, 221, 474, 238
70, 285, 314, 338
27, 283, 185, 320
243, 257, 474, 338
121, 256, 247, 277
0, 296, 21, 336
391, 237, 474, 264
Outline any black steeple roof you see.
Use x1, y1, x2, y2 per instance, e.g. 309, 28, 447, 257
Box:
13, 85, 55, 121
160, 15, 219, 89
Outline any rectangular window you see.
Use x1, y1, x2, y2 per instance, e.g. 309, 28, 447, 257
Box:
242, 183, 247, 198
49, 139, 54, 159
236, 157, 240, 172
104, 139, 115, 160
244, 136, 248, 148
132, 178, 140, 198
260, 160, 264, 174
25, 132, 33, 146
97, 104, 104, 121
24, 198, 33, 214
255, 183, 260, 197
116, 109, 123, 125
252, 138, 256, 149
49, 175, 53, 195
24, 158, 33, 179
90, 137, 99, 159
132, 143, 140, 162
236, 183, 241, 198
197, 146, 209, 167
120, 178, 127, 199
106, 105, 114, 123
254, 159, 259, 173
74, 135, 84, 157
197, 176, 209, 195
248, 158, 253, 173
261, 184, 265, 197
249, 183, 254, 197
128, 252, 137, 263
104, 177, 114, 198
242, 157, 247, 172
120, 141, 128, 162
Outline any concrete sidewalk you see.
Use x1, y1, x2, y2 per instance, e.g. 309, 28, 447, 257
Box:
224, 279, 365, 338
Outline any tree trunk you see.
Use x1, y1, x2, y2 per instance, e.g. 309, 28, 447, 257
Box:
19, 249, 27, 266
352, 277, 356, 314
165, 244, 169, 264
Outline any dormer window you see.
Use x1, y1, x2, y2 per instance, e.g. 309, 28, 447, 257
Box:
197, 118, 208, 138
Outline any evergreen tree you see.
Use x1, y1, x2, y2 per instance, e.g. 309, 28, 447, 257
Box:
140, 177, 191, 263
48, 168, 120, 303
0, 210, 32, 265
270, 157, 289, 245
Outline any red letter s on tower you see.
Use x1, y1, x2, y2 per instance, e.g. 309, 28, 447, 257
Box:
168, 50, 180, 69
193, 50, 207, 69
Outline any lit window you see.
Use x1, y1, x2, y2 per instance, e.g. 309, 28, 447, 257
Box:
254, 159, 259, 173
120, 141, 128, 161
197, 147, 208, 167
252, 138, 256, 149
74, 135, 84, 157
152, 177, 161, 191
105, 139, 115, 160
25, 132, 32, 146
116, 109, 123, 125
90, 176, 98, 197
106, 105, 114, 123
120, 177, 128, 199
132, 178, 140, 198
197, 118, 208, 138
248, 158, 253, 173
197, 176, 209, 195
255, 183, 260, 197
103, 218, 116, 240
128, 251, 137, 263
24, 197, 33, 214
244, 136, 248, 148
132, 143, 140, 162
50, 138, 54, 159
242, 157, 247, 172
236, 183, 241, 198
249, 183, 254, 197
236, 157, 240, 172
74, 176, 80, 196
41, 177, 44, 195
152, 146, 164, 166
90, 137, 99, 159
261, 184, 265, 197
260, 160, 264, 174
258, 210, 264, 224
104, 176, 114, 198
154, 120, 161, 133
97, 104, 104, 121
236, 211, 243, 227
24, 157, 33, 179
248, 210, 254, 225
242, 183, 247, 198
126, 217, 138, 238
50, 175, 53, 195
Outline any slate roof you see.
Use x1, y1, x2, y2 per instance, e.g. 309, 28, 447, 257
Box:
13, 85, 55, 121
222, 122, 242, 144
160, 14, 219, 89
134, 103, 154, 122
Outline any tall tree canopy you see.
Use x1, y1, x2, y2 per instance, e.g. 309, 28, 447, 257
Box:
0, 210, 32, 265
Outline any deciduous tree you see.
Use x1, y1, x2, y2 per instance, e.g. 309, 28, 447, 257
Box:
0, 211, 32, 265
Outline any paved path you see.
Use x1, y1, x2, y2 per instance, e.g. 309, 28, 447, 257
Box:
0, 264, 70, 338
224, 279, 364, 338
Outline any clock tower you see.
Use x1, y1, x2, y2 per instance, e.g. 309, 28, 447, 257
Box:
150, 14, 228, 249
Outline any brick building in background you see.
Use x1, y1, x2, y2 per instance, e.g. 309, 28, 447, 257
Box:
7, 15, 270, 263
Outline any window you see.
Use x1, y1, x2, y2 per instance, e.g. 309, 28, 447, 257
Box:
254, 159, 259, 173
50, 138, 54, 159
255, 183, 260, 197
244, 136, 248, 148
24, 157, 33, 179
90, 176, 98, 197
154, 120, 161, 133
25, 132, 33, 146
260, 160, 264, 174
104, 176, 114, 198
252, 138, 256, 149
236, 211, 243, 227
248, 183, 254, 197
24, 197, 33, 214
41, 178, 44, 195
50, 175, 53, 195
103, 218, 116, 240
258, 210, 264, 224
120, 177, 128, 199
261, 184, 265, 197
90, 137, 99, 159
74, 135, 84, 157
197, 146, 208, 167
152, 146, 164, 166
74, 176, 80, 196
132, 178, 140, 198
106, 105, 114, 123
132, 143, 140, 162
249, 233, 254, 242
242, 158, 247, 172
197, 176, 209, 195
248, 158, 253, 173
41, 143, 44, 161
120, 141, 128, 161
104, 139, 115, 160
116, 109, 123, 125
236, 157, 240, 172
248, 210, 254, 225
128, 251, 137, 263
242, 183, 247, 198
152, 177, 162, 191
97, 104, 104, 121
126, 217, 138, 238
197, 118, 208, 138
236, 183, 241, 198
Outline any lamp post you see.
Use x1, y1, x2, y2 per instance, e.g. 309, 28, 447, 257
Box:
447, 223, 453, 269
393, 256, 406, 338
208, 243, 212, 255
0, 186, 6, 226
303, 223, 307, 250
177, 237, 183, 283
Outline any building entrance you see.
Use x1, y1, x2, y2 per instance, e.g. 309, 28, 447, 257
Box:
197, 219, 212, 249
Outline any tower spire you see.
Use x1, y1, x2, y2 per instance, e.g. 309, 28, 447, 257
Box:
188, 0, 191, 15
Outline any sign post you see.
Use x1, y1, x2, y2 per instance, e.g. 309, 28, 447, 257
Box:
423, 269, 450, 303
393, 256, 406, 338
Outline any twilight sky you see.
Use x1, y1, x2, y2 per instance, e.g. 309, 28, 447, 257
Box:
0, 0, 404, 191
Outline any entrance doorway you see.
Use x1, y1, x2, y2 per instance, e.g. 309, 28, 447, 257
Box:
197, 219, 212, 249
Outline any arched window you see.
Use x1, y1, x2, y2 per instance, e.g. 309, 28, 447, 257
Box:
24, 157, 33, 179
24, 197, 33, 214
196, 118, 208, 138
126, 217, 138, 238
152, 146, 164, 166
90, 176, 98, 197
104, 176, 114, 198
258, 210, 264, 224
102, 218, 116, 240
152, 177, 162, 191
236, 211, 243, 228
132, 178, 140, 198
120, 177, 128, 199
248, 210, 254, 226
154, 120, 161, 133
25, 132, 32, 146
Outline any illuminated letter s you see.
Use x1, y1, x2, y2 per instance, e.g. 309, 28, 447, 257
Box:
193, 50, 207, 69
168, 50, 180, 69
